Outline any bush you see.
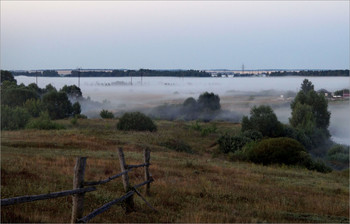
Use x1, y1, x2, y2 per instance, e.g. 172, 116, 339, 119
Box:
217, 133, 252, 154
1, 105, 30, 130
241, 130, 263, 141
100, 109, 114, 119
247, 137, 310, 166
161, 139, 192, 153
75, 114, 88, 119
117, 112, 157, 132
197, 92, 221, 111
72, 102, 81, 116
1, 88, 39, 107
26, 112, 65, 130
327, 144, 349, 164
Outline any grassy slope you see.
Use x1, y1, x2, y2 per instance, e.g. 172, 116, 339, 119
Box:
1, 119, 349, 223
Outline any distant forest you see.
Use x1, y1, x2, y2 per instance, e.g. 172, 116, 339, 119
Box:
11, 69, 349, 77
268, 70, 349, 77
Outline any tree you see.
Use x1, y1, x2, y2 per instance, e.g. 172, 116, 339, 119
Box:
1, 70, 16, 84
301, 79, 314, 94
289, 102, 315, 132
197, 92, 221, 111
61, 85, 82, 99
72, 102, 81, 116
42, 91, 73, 119
242, 105, 283, 137
1, 88, 39, 107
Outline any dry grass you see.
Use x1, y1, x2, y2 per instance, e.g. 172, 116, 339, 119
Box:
1, 119, 349, 223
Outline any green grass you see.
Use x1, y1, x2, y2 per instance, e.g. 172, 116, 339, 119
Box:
1, 119, 349, 223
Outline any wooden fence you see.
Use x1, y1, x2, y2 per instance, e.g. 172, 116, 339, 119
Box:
1, 147, 155, 223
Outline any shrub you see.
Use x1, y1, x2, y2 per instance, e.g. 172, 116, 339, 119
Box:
26, 112, 65, 130
327, 144, 349, 163
1, 88, 39, 107
161, 138, 192, 153
1, 105, 30, 130
247, 137, 310, 166
241, 130, 263, 141
75, 114, 88, 119
117, 112, 157, 132
197, 92, 221, 111
217, 133, 252, 154
100, 109, 114, 119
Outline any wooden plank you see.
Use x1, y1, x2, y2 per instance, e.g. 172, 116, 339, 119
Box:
117, 147, 134, 212
126, 163, 151, 169
143, 147, 151, 196
77, 191, 134, 223
84, 169, 131, 186
71, 157, 87, 223
132, 178, 154, 190
0, 187, 96, 206
134, 189, 157, 212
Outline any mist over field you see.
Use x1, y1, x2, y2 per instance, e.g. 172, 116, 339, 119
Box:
15, 76, 350, 145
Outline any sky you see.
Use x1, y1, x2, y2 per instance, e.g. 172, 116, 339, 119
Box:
1, 1, 349, 70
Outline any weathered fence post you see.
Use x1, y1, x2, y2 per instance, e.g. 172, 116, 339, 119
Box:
117, 147, 134, 213
143, 147, 151, 196
71, 157, 87, 223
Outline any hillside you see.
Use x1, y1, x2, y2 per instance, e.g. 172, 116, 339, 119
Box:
1, 119, 349, 223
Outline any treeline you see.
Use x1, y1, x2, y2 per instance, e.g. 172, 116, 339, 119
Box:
68, 69, 211, 77
1, 70, 84, 130
12, 70, 60, 77
269, 70, 349, 77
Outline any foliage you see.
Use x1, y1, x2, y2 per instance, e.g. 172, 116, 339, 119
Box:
1, 87, 39, 107
72, 102, 81, 116
217, 133, 252, 154
245, 137, 311, 166
60, 85, 82, 98
189, 121, 217, 136
1, 70, 16, 83
1, 105, 31, 130
289, 102, 315, 132
301, 79, 314, 94
197, 92, 221, 111
241, 130, 263, 141
334, 88, 349, 96
241, 105, 283, 137
26, 112, 65, 130
327, 144, 349, 164
42, 91, 73, 119
161, 138, 193, 153
100, 109, 114, 119
117, 112, 157, 132
75, 114, 87, 119
24, 99, 45, 117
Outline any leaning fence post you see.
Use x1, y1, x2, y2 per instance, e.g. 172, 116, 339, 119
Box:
143, 147, 151, 196
117, 147, 134, 213
71, 157, 87, 223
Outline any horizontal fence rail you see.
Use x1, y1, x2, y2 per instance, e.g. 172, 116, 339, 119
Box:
1, 187, 96, 206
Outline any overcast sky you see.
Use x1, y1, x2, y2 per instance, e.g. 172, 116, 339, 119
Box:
1, 1, 349, 70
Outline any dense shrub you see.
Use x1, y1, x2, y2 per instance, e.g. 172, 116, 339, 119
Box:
100, 109, 114, 119
26, 112, 65, 130
241, 130, 263, 141
117, 112, 157, 132
247, 137, 310, 166
1, 105, 31, 130
218, 133, 252, 154
327, 144, 349, 163
161, 138, 192, 153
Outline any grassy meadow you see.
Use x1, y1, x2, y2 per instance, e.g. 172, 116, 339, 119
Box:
1, 118, 349, 223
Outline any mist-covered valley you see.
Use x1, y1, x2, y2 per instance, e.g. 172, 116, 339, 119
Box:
15, 76, 350, 145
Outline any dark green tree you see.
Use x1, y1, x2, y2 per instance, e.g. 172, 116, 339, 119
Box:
72, 102, 81, 116
241, 105, 283, 137
1, 70, 16, 84
197, 92, 221, 111
61, 85, 82, 98
42, 91, 73, 119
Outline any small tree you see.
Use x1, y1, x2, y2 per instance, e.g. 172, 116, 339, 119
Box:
242, 105, 283, 137
72, 102, 81, 116
197, 92, 221, 111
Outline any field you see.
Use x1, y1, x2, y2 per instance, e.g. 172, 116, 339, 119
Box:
1, 119, 349, 223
